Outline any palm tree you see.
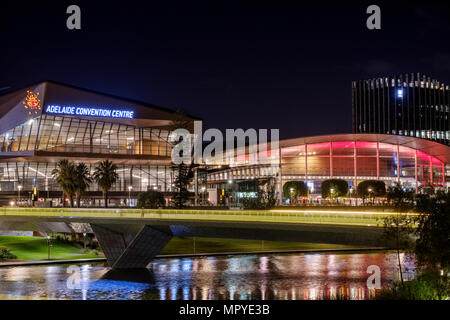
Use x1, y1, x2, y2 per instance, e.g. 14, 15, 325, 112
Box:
93, 160, 118, 208
74, 163, 92, 208
51, 159, 76, 207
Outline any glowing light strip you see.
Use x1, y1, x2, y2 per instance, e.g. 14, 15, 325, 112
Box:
28, 167, 51, 179
269, 209, 418, 216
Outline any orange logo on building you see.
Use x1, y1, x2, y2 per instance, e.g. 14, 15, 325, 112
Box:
23, 90, 41, 115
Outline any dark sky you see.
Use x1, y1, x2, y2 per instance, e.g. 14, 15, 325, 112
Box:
1, 1, 450, 139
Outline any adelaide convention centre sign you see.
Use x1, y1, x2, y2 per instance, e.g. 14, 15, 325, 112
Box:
45, 104, 134, 119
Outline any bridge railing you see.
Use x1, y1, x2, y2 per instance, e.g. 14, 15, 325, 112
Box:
0, 207, 417, 227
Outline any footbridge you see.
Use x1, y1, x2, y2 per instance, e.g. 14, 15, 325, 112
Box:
0, 207, 410, 269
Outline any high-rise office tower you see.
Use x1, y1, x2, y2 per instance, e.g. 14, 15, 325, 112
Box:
352, 73, 450, 145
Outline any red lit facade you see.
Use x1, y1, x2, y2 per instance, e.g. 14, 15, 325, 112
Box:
207, 133, 450, 197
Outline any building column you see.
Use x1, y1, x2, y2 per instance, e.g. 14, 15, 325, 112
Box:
278, 146, 283, 204
396, 144, 400, 184
353, 141, 357, 189
194, 168, 198, 206
415, 149, 418, 193
376, 141, 380, 180
442, 164, 445, 190
305, 143, 308, 182
329, 141, 333, 178
430, 157, 433, 185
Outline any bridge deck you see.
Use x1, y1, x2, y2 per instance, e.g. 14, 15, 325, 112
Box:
0, 207, 415, 227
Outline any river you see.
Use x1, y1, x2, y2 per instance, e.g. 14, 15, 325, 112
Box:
0, 251, 415, 300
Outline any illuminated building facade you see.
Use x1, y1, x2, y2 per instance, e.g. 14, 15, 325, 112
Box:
2, 80, 450, 206
206, 134, 450, 202
0, 81, 198, 206
352, 73, 450, 146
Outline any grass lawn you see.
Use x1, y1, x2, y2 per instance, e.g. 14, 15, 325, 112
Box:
0, 236, 98, 261
159, 237, 365, 255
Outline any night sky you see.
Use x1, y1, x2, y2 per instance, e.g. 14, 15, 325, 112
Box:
1, 1, 450, 139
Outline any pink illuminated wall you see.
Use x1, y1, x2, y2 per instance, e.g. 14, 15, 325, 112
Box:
281, 140, 445, 189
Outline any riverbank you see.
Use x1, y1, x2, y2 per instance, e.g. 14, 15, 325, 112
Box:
0, 235, 99, 261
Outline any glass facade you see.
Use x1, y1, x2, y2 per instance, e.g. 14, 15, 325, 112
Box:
207, 138, 447, 195
0, 162, 173, 193
0, 114, 176, 199
1, 114, 172, 156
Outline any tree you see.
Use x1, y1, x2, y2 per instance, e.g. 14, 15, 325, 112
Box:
93, 160, 118, 208
382, 213, 415, 285
241, 178, 277, 209
137, 190, 165, 209
260, 178, 277, 208
51, 159, 76, 207
383, 183, 415, 285
376, 269, 450, 300
387, 182, 414, 208
282, 181, 308, 204
415, 191, 450, 273
169, 109, 195, 208
172, 163, 191, 208
357, 180, 386, 202
74, 163, 92, 208
321, 179, 349, 199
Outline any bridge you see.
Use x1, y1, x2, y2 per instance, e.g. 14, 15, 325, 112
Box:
0, 207, 410, 269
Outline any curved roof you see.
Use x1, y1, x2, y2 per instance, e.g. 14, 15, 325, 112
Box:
0, 81, 200, 133
280, 133, 450, 164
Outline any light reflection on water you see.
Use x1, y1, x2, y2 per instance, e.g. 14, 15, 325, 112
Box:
0, 252, 415, 300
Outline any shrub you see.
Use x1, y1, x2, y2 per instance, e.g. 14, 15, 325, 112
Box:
375, 269, 450, 300
283, 181, 308, 202
137, 190, 165, 209
321, 179, 349, 198
241, 197, 264, 209
0, 247, 17, 260
357, 180, 386, 198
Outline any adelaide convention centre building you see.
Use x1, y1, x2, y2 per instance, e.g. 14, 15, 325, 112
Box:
0, 81, 197, 206
1, 78, 450, 206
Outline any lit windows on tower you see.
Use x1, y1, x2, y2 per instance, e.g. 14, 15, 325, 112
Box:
397, 88, 403, 98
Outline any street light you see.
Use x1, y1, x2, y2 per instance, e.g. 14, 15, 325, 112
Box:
46, 235, 51, 260
201, 186, 206, 204
368, 187, 374, 204
83, 232, 87, 250
290, 187, 295, 204
17, 185, 22, 205
128, 186, 132, 206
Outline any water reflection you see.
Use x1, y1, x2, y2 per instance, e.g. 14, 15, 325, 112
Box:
0, 252, 415, 300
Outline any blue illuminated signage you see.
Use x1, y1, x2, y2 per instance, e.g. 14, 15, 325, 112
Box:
45, 105, 134, 119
